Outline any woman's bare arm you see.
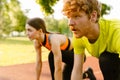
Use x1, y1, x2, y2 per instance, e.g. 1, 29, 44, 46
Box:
34, 40, 42, 80
51, 36, 63, 80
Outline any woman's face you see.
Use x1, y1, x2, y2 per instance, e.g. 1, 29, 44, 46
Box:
25, 24, 39, 40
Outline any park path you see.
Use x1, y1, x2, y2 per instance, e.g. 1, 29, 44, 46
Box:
0, 57, 103, 80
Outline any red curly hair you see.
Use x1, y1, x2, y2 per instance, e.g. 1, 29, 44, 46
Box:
62, 0, 101, 22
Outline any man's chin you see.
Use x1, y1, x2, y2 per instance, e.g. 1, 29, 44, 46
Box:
74, 34, 81, 38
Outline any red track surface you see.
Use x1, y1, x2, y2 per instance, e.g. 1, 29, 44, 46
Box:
0, 57, 103, 80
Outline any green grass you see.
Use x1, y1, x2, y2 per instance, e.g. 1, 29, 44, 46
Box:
0, 37, 49, 66
0, 37, 91, 66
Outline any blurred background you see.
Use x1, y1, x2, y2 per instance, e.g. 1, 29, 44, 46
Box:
0, 0, 120, 66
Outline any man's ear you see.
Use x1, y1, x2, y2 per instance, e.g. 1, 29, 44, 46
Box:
90, 11, 97, 22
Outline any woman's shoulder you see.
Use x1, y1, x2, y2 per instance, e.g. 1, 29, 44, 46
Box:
33, 40, 42, 48
48, 33, 68, 44
49, 33, 66, 38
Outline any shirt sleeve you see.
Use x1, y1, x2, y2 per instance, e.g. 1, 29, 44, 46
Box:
72, 36, 85, 54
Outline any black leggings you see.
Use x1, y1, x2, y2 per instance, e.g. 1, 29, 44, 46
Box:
48, 50, 74, 80
99, 51, 120, 80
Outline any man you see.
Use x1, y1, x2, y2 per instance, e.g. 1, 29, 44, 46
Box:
62, 0, 120, 80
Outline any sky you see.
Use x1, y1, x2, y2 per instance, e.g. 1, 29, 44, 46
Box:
19, 0, 120, 19
19, 0, 64, 19
98, 0, 120, 19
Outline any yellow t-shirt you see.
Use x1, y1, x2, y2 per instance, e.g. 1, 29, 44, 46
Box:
72, 18, 120, 58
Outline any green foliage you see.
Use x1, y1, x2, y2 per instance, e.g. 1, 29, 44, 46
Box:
13, 11, 27, 32
8, 0, 27, 32
44, 16, 59, 32
0, 0, 27, 38
43, 16, 72, 36
0, 0, 11, 36
101, 3, 111, 17
36, 0, 59, 15
58, 18, 72, 36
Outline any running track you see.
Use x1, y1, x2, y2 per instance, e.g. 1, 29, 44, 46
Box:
0, 57, 103, 80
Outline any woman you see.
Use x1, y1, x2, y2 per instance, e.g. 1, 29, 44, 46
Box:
25, 17, 96, 80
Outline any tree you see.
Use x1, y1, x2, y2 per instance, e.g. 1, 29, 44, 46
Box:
101, 3, 111, 17
58, 18, 72, 36
8, 0, 27, 32
43, 16, 72, 36
36, 0, 59, 15
36, 0, 111, 16
0, 0, 12, 37
0, 0, 27, 37
44, 16, 59, 32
